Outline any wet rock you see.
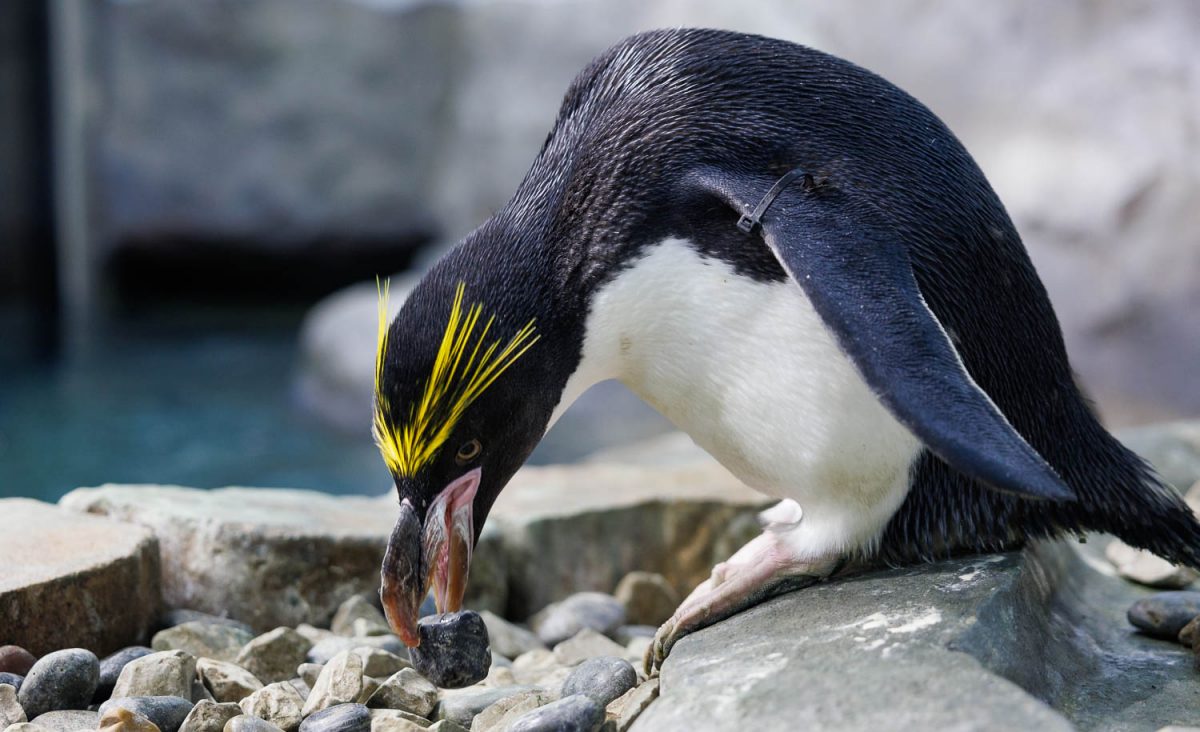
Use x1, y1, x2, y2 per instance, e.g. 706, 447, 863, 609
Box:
308, 638, 403, 666
434, 687, 536, 729
301, 651, 363, 718
224, 715, 284, 732
1106, 540, 1198, 589
507, 694, 602, 732
153, 623, 253, 664
613, 572, 678, 627
179, 700, 242, 732
477, 613, 543, 661
367, 709, 429, 730
408, 613, 490, 689
112, 651, 197, 700
467, 690, 547, 732
99, 705, 161, 732
552, 631, 628, 667
18, 649, 100, 718
236, 629, 312, 686
196, 660, 263, 704
0, 649, 36, 678
364, 670, 436, 717
0, 674, 23, 693
331, 598, 390, 638
239, 683, 305, 732
298, 704, 370, 732
1, 683, 26, 727
561, 657, 636, 708
29, 709, 99, 732
533, 594, 625, 647
99, 697, 195, 732
606, 679, 658, 732
1127, 592, 1200, 639
161, 612, 255, 638
0, 499, 161, 656
351, 650, 408, 679
96, 648, 155, 703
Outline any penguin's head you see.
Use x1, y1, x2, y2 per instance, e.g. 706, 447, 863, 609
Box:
372, 265, 567, 646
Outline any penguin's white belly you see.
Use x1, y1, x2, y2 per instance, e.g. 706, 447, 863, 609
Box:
565, 238, 923, 553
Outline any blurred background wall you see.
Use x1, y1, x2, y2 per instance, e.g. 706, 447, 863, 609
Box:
1, 0, 1197, 500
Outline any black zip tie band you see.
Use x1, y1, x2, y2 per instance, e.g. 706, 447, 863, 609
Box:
736, 168, 815, 234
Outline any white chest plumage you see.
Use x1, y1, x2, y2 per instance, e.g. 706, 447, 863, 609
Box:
554, 237, 923, 555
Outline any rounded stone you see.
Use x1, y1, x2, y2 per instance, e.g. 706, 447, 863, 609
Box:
1, 682, 27, 728
0, 672, 23, 692
1127, 591, 1200, 639
561, 657, 637, 708
408, 612, 490, 689
29, 709, 100, 731
96, 647, 155, 703
533, 594, 625, 646
0, 647, 37, 677
507, 694, 602, 732
17, 648, 100, 718
99, 696, 196, 732
298, 703, 370, 732
235, 629, 313, 685
153, 622, 254, 664
224, 715, 285, 732
179, 699, 242, 732
99, 706, 161, 732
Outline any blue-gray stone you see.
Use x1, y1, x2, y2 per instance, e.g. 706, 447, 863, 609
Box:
0, 673, 22, 692
95, 646, 154, 703
534, 594, 625, 646
409, 611, 490, 689
17, 648, 100, 718
1127, 591, 1200, 639
508, 694, 602, 732
561, 657, 637, 708
100, 695, 195, 732
298, 703, 370, 732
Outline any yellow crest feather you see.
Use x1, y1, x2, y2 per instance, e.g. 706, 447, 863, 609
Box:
373, 279, 539, 477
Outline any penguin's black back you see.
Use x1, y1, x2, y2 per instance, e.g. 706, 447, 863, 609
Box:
490, 28, 1200, 568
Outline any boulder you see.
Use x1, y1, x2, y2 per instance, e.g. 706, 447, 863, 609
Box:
0, 499, 160, 656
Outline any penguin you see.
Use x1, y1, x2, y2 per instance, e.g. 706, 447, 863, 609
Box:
371, 28, 1200, 672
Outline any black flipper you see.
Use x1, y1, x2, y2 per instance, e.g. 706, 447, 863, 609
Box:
687, 168, 1074, 502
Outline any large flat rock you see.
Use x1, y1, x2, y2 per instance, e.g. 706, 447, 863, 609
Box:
0, 499, 161, 656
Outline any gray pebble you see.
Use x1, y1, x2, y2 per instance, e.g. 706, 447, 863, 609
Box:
409, 612, 490, 689
162, 610, 255, 637
306, 637, 403, 666
478, 612, 545, 660
179, 699, 243, 732
534, 594, 625, 646
100, 695, 196, 732
613, 626, 656, 646
29, 709, 99, 732
508, 694, 602, 732
561, 657, 637, 708
434, 686, 537, 729
298, 703, 370, 732
95, 647, 154, 703
18, 648, 100, 718
153, 622, 254, 664
225, 714, 285, 732
0, 673, 23, 692
1127, 591, 1200, 639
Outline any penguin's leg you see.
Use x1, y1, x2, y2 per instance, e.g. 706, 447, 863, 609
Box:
645, 500, 842, 675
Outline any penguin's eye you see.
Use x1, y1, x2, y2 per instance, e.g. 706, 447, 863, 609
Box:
455, 439, 482, 465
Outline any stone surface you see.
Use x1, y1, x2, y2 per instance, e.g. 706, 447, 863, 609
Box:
112, 651, 197, 701
29, 710, 98, 732
236, 629, 312, 686
1, 724, 48, 732
239, 683, 304, 732
507, 695, 601, 732
0, 676, 22, 694
368, 718, 425, 732
99, 697, 195, 732
331, 598, 389, 639
560, 658, 636, 709
302, 652, 363, 718
1127, 592, 1200, 640
297, 667, 321, 690
367, 710, 429, 731
364, 670, 436, 718
97, 648, 155, 703
17, 649, 100, 719
1106, 539, 1199, 589
0, 649, 36, 678
466, 689, 546, 732
0, 499, 161, 656
0, 684, 26, 728
476, 613, 542, 661
612, 573, 678, 628
196, 660, 262, 704
533, 595, 625, 647
352, 650, 407, 680
1120, 423, 1200, 492
161, 612, 255, 638
99, 706, 161, 732
298, 704, 370, 732
409, 613, 490, 690
307, 638, 403, 667
153, 623, 253, 664
1179, 616, 1200, 648
433, 687, 536, 730
224, 716, 284, 732
179, 700, 242, 732
426, 723, 466, 732
552, 632, 628, 668
607, 679, 657, 732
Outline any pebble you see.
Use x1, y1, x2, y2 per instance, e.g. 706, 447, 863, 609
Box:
367, 708, 431, 730
236, 629, 313, 685
409, 613, 490, 689
477, 613, 544, 661
99, 697, 195, 732
297, 666, 323, 689
352, 650, 408, 679
613, 572, 679, 627
1127, 592, 1200, 639
29, 709, 99, 732
289, 679, 312, 701
331, 598, 391, 639
298, 704, 370, 732
179, 700, 242, 732
355, 679, 379, 706
427, 722, 466, 732
0, 674, 23, 693
1, 683, 27, 727
196, 660, 263, 704
532, 594, 625, 646
295, 627, 336, 646
479, 666, 516, 688
612, 626, 655, 646
307, 638, 403, 666
112, 651, 197, 701
434, 686, 535, 729
0, 648, 37, 677
17, 649, 100, 718
1106, 540, 1199, 589
99, 706, 161, 732
561, 657, 637, 708
239, 683, 305, 732
1179, 615, 1200, 647
2, 724, 48, 732
469, 690, 547, 731
96, 648, 155, 703
161, 611, 255, 637
552, 630, 629, 667
606, 679, 658, 732
224, 715, 284, 732
507, 694, 602, 732
488, 653, 511, 670
368, 717, 426, 732
153, 623, 254, 664
301, 651, 364, 718
364, 670, 436, 717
